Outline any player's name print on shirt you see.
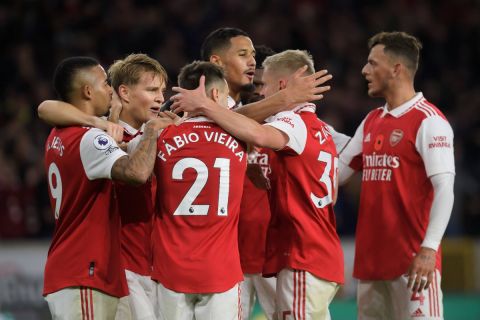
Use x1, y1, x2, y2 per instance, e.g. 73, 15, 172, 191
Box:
46, 136, 65, 156
157, 128, 245, 162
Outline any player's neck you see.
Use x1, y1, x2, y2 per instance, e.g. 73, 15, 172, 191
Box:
119, 113, 142, 130
74, 100, 97, 116
384, 83, 416, 111
229, 89, 241, 105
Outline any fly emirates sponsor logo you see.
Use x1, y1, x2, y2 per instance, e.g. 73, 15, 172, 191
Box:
362, 152, 400, 181
157, 131, 245, 162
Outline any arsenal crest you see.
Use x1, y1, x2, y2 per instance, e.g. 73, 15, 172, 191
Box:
390, 129, 404, 146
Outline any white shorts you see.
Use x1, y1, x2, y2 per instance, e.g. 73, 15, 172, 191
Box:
276, 268, 339, 320
45, 287, 118, 320
240, 273, 276, 320
156, 282, 241, 320
115, 269, 157, 320
357, 269, 443, 319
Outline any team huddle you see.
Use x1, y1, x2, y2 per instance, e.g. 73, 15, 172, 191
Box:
39, 28, 455, 320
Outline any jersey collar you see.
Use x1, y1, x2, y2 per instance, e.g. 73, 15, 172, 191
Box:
293, 102, 316, 114
184, 116, 214, 123
381, 92, 424, 118
228, 96, 243, 110
119, 120, 142, 135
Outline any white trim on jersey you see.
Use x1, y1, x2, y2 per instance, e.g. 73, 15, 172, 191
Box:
382, 92, 424, 118
80, 128, 127, 180
119, 120, 142, 136
264, 110, 307, 154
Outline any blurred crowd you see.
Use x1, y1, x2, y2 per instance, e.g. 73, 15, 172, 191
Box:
0, 0, 479, 238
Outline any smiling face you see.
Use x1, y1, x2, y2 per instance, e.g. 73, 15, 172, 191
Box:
214, 36, 256, 99
121, 71, 165, 129
362, 44, 396, 98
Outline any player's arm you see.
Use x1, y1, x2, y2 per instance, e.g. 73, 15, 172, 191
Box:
407, 115, 455, 292
111, 115, 175, 184
338, 119, 366, 185
38, 100, 124, 142
171, 68, 332, 123
236, 67, 333, 122
205, 101, 289, 149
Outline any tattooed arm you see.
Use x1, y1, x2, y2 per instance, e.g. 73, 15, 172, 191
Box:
111, 115, 173, 184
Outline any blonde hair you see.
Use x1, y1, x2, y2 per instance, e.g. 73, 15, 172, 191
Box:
262, 49, 315, 76
108, 53, 167, 90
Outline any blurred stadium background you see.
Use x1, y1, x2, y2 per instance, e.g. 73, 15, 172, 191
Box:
0, 0, 479, 319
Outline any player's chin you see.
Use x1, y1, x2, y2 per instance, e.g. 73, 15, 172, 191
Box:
367, 87, 381, 98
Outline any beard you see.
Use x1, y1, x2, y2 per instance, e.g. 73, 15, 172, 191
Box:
240, 83, 255, 93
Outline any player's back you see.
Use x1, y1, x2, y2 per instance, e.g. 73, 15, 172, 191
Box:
152, 118, 247, 293
43, 126, 127, 297
264, 110, 344, 284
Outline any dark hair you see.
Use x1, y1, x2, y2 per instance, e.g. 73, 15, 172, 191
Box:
178, 61, 225, 91
53, 56, 100, 102
200, 27, 249, 61
368, 31, 423, 74
254, 45, 276, 69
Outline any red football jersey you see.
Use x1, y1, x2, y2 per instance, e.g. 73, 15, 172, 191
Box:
263, 104, 344, 284
238, 148, 272, 274
116, 121, 155, 276
340, 93, 455, 280
43, 127, 128, 297
152, 118, 247, 293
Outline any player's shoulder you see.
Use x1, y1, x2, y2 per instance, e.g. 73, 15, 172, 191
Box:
411, 98, 448, 121
366, 106, 385, 119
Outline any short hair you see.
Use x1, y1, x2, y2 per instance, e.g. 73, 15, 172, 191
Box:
178, 61, 225, 93
108, 53, 167, 91
53, 56, 100, 102
254, 45, 276, 69
368, 31, 423, 74
201, 27, 249, 61
262, 49, 315, 76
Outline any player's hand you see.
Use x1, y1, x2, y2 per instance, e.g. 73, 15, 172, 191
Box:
108, 89, 123, 124
170, 75, 217, 116
406, 247, 436, 292
246, 163, 270, 190
159, 110, 184, 125
92, 117, 124, 143
284, 66, 333, 108
147, 111, 177, 130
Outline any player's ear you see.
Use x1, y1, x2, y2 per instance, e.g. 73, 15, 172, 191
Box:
82, 84, 92, 100
279, 79, 288, 91
210, 55, 223, 67
392, 63, 402, 78
210, 87, 220, 102
118, 84, 130, 103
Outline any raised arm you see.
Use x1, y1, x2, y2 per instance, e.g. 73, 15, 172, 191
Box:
38, 100, 98, 127
38, 100, 124, 142
171, 67, 332, 122
111, 115, 175, 184
236, 67, 332, 122
172, 77, 288, 149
